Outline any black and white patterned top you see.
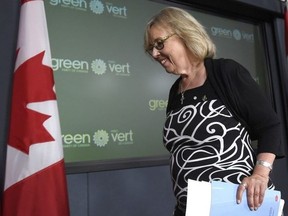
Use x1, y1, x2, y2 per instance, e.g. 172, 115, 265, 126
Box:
163, 79, 258, 212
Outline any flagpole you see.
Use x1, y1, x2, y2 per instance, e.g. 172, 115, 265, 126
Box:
0, 0, 20, 211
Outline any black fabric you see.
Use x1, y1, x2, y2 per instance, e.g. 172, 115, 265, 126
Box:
166, 58, 285, 158
173, 206, 185, 216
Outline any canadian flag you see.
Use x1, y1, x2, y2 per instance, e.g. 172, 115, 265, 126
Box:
2, 0, 70, 215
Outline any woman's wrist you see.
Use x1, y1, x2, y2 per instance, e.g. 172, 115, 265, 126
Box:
253, 161, 273, 178
256, 160, 273, 171
254, 153, 275, 176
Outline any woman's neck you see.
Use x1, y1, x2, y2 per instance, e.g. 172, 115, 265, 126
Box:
179, 61, 206, 92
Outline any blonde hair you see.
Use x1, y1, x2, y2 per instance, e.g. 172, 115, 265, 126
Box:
144, 7, 216, 59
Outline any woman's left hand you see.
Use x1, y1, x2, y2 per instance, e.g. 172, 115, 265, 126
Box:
236, 174, 269, 211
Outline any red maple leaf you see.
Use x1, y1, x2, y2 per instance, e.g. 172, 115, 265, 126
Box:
8, 51, 56, 154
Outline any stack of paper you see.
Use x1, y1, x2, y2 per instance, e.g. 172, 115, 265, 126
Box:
186, 179, 285, 216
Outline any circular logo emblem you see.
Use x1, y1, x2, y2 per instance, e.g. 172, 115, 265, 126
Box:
91, 59, 107, 75
93, 130, 109, 147
233, 29, 242, 41
89, 0, 105, 14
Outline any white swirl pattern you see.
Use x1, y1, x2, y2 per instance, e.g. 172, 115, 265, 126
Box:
163, 99, 255, 210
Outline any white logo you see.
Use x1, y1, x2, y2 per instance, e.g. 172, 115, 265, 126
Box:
49, 0, 88, 10
62, 129, 134, 147
49, 0, 128, 18
93, 130, 109, 147
91, 59, 107, 75
89, 0, 104, 14
233, 29, 242, 40
52, 58, 89, 73
52, 57, 131, 76
110, 129, 133, 145
211, 26, 254, 42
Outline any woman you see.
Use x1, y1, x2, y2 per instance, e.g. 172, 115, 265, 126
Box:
144, 7, 284, 216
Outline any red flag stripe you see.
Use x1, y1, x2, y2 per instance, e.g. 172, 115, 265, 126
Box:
3, 160, 69, 216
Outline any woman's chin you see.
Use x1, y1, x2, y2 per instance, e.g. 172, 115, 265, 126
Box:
163, 65, 176, 75
164, 67, 177, 75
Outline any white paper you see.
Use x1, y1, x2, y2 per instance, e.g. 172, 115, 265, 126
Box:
185, 179, 211, 216
278, 199, 285, 216
185, 180, 284, 216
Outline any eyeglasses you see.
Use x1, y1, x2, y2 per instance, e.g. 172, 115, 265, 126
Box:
146, 33, 176, 55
